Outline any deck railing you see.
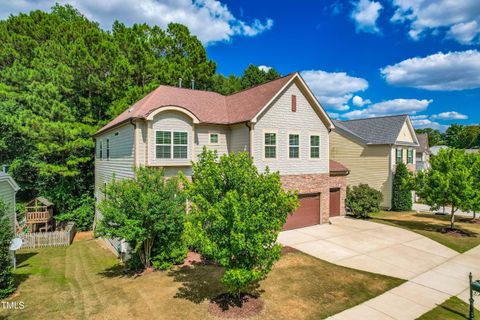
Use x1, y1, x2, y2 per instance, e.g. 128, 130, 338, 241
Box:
17, 223, 76, 249
25, 211, 53, 223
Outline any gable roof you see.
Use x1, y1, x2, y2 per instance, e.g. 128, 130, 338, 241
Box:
333, 115, 419, 146
0, 172, 20, 191
415, 133, 430, 153
97, 72, 334, 134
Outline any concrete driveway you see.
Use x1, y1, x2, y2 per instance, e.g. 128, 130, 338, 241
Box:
278, 216, 458, 280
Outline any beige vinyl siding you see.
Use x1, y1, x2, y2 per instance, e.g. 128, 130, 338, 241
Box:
136, 120, 147, 165
94, 123, 135, 252
149, 111, 193, 167
397, 122, 415, 143
229, 123, 250, 154
252, 81, 329, 175
194, 124, 229, 158
0, 180, 16, 232
330, 131, 392, 208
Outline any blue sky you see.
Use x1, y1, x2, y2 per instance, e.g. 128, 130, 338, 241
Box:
1, 0, 479, 130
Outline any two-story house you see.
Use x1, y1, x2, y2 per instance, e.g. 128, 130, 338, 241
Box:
94, 73, 349, 253
329, 115, 419, 209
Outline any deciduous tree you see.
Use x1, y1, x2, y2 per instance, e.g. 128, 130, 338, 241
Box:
182, 149, 298, 296
97, 168, 187, 269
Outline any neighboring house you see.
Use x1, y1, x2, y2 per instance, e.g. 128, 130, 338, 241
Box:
430, 145, 448, 156
0, 172, 20, 233
94, 73, 349, 253
329, 115, 419, 209
415, 133, 430, 171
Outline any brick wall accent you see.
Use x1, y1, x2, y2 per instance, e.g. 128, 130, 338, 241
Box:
281, 173, 347, 224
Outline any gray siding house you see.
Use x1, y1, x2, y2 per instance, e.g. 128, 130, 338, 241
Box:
94, 73, 349, 254
0, 172, 20, 232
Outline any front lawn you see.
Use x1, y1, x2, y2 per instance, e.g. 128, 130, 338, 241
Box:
0, 237, 403, 320
417, 297, 480, 320
371, 211, 480, 253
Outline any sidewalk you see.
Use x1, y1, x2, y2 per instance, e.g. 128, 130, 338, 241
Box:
413, 203, 478, 220
327, 245, 480, 320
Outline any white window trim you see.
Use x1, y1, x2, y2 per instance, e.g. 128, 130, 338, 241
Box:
262, 129, 278, 160
287, 131, 301, 159
208, 132, 220, 145
106, 138, 110, 161
396, 147, 403, 164
407, 147, 414, 164
155, 130, 190, 160
99, 140, 104, 160
308, 133, 321, 160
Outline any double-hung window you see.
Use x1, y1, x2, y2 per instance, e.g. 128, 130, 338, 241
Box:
209, 133, 219, 144
106, 139, 110, 160
264, 133, 276, 159
407, 148, 414, 164
289, 134, 299, 158
310, 135, 320, 158
156, 131, 188, 159
99, 140, 103, 159
173, 132, 188, 159
396, 147, 403, 164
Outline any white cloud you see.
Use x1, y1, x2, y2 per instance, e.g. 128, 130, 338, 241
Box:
351, 0, 383, 33
343, 98, 432, 119
257, 65, 272, 72
447, 21, 480, 45
327, 112, 341, 119
301, 70, 368, 111
352, 95, 371, 107
411, 118, 447, 130
431, 111, 468, 120
391, 0, 480, 44
410, 114, 428, 120
381, 50, 480, 91
0, 0, 273, 45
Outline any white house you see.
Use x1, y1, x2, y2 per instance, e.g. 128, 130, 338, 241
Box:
94, 73, 349, 254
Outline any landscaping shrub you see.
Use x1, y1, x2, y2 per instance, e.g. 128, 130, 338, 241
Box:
346, 184, 383, 218
182, 149, 298, 297
55, 195, 94, 231
0, 200, 15, 298
392, 162, 413, 211
97, 167, 187, 269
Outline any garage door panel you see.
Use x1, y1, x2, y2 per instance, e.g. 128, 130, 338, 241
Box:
283, 193, 320, 230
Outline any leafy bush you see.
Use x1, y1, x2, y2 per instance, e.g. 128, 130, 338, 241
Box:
97, 167, 187, 269
55, 195, 94, 231
0, 200, 15, 298
182, 149, 298, 296
392, 162, 413, 211
346, 184, 383, 218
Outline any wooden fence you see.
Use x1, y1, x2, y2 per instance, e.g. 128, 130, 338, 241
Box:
17, 223, 76, 249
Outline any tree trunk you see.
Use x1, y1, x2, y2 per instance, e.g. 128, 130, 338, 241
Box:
450, 206, 456, 230
473, 211, 477, 221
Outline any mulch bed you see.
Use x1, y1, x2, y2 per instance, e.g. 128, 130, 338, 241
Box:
440, 228, 472, 237
208, 294, 264, 318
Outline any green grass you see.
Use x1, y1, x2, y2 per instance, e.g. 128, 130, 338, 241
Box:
417, 297, 480, 320
0, 237, 404, 320
371, 211, 480, 253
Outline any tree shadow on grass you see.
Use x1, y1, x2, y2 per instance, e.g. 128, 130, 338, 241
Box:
168, 264, 226, 304
15, 251, 37, 266
375, 217, 478, 237
98, 264, 145, 279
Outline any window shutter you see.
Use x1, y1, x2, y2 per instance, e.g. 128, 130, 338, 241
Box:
292, 95, 297, 112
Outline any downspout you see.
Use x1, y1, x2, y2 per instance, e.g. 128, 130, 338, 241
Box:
245, 121, 253, 155
388, 144, 393, 210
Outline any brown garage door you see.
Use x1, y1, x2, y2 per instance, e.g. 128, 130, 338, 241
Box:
330, 188, 340, 217
283, 193, 320, 230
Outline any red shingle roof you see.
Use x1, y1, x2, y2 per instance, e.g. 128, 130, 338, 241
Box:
330, 160, 349, 175
97, 73, 297, 134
